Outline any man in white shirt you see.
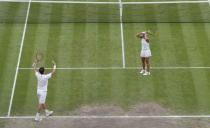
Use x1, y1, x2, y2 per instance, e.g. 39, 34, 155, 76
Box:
33, 58, 56, 121
136, 31, 151, 75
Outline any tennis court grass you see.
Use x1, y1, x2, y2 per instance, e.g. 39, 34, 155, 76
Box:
19, 23, 122, 68
124, 23, 210, 67
28, 2, 120, 23
9, 23, 210, 116
1, 1, 210, 24
11, 68, 210, 115
0, 2, 28, 23
123, 3, 210, 23
1, 0, 210, 118
11, 23, 122, 115
0, 24, 25, 116
28, 2, 210, 23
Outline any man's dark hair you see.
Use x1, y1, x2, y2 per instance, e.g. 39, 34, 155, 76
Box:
39, 67, 45, 74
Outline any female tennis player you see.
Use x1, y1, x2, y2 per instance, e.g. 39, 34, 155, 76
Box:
136, 31, 151, 76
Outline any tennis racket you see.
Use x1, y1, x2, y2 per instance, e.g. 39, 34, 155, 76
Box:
36, 52, 44, 62
32, 52, 44, 67
147, 28, 157, 36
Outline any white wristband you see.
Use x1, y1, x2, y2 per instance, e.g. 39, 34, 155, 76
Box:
53, 65, 56, 70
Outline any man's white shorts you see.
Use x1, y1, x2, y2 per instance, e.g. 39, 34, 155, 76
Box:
140, 50, 152, 58
37, 90, 47, 104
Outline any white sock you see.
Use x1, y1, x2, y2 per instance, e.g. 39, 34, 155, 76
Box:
45, 109, 49, 113
36, 113, 40, 118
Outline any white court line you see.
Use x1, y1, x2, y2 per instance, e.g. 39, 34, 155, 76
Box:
2, 115, 210, 119
0, 0, 119, 3
119, 0, 126, 68
19, 67, 210, 70
7, 0, 32, 117
123, 1, 208, 4
0, 0, 208, 4
0, 0, 28, 2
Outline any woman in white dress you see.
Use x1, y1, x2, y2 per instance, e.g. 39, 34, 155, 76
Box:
136, 31, 151, 75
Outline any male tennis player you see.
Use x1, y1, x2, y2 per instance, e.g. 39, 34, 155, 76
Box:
33, 58, 56, 121
136, 31, 151, 75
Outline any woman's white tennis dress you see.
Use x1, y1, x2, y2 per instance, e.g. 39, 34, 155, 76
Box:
140, 38, 151, 57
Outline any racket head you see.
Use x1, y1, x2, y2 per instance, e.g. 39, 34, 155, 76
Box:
36, 52, 44, 62
148, 28, 157, 36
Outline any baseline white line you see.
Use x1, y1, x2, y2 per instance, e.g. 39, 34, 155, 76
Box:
7, 0, 32, 117
0, 0, 28, 2
19, 67, 210, 70
33, 1, 118, 4
0, 0, 208, 4
119, 0, 126, 68
123, 1, 208, 4
2, 115, 210, 119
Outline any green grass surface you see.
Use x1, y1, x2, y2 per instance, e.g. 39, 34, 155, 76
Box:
123, 3, 210, 23
11, 69, 210, 115
1, 0, 210, 117
28, 2, 210, 23
19, 23, 122, 67
0, 2, 28, 23
12, 23, 122, 116
0, 24, 25, 116
124, 23, 210, 67
2, 2, 210, 24
28, 3, 120, 23
8, 23, 210, 116
1, 1, 210, 23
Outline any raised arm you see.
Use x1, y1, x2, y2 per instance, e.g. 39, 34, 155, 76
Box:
33, 58, 39, 73
136, 33, 143, 39
51, 60, 56, 76
144, 32, 150, 43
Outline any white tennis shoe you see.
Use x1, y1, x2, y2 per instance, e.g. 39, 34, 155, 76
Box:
140, 70, 145, 74
46, 110, 53, 117
143, 72, 150, 76
35, 116, 42, 121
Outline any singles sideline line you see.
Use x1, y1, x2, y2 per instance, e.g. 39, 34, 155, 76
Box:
7, 0, 32, 117
2, 115, 210, 119
19, 67, 210, 70
0, 0, 208, 4
119, 0, 126, 68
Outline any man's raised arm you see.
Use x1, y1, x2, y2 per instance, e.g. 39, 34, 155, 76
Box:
51, 61, 56, 75
33, 59, 39, 73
